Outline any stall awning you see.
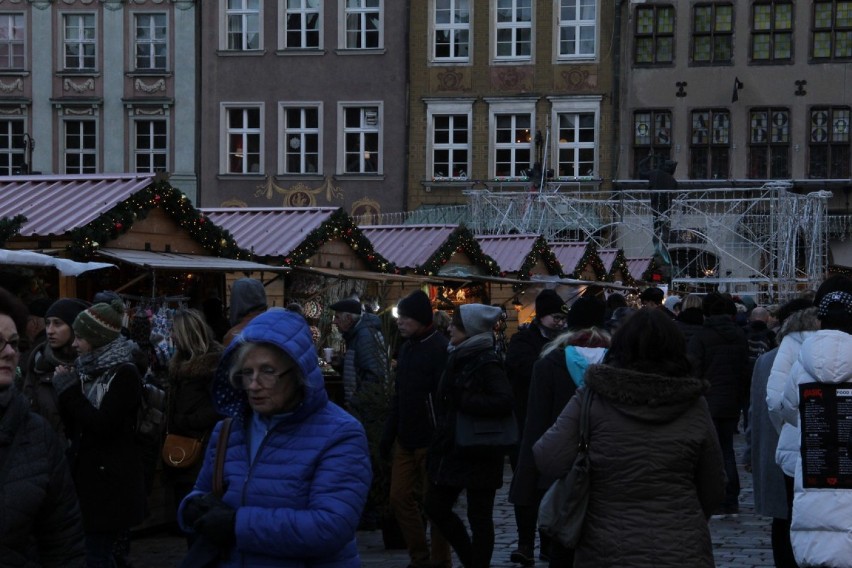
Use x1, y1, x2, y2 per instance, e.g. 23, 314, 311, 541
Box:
0, 249, 116, 277
293, 265, 470, 285
97, 248, 288, 273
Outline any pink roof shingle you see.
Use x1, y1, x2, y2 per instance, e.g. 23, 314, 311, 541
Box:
548, 242, 590, 274
360, 225, 459, 269
474, 234, 540, 274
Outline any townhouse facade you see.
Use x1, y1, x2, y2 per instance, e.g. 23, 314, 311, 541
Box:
406, 0, 618, 212
0, 0, 198, 199
196, 0, 408, 220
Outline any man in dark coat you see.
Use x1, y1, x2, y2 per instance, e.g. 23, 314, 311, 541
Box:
381, 290, 451, 568
687, 292, 750, 515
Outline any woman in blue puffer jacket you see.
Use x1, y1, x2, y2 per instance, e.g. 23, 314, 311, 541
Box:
178, 308, 372, 567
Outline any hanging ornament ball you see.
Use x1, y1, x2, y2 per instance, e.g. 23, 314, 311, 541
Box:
199, 217, 205, 224
154, 194, 161, 202
284, 257, 292, 264
353, 244, 359, 250
114, 222, 123, 231
219, 238, 228, 247
181, 194, 188, 201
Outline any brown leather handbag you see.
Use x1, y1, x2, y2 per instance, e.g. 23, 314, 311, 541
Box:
162, 433, 205, 468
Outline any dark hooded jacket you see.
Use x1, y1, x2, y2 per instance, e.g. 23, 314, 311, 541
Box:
340, 312, 388, 407
178, 308, 372, 567
21, 341, 77, 446
504, 320, 551, 436
0, 388, 86, 567
533, 365, 725, 568
687, 314, 750, 418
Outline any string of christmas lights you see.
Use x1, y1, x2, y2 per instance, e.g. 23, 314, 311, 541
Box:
417, 227, 499, 277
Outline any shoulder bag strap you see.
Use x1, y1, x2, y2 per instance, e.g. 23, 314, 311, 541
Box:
212, 417, 232, 497
578, 390, 593, 452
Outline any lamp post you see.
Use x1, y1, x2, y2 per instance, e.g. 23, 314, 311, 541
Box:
20, 133, 34, 174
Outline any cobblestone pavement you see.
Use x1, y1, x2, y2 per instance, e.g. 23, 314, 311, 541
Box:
129, 432, 773, 567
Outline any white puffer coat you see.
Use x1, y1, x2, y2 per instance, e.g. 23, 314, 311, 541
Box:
780, 329, 852, 568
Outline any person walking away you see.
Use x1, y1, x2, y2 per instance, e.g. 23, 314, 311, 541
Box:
742, 306, 776, 431
779, 291, 852, 567
380, 290, 452, 568
223, 278, 268, 347
21, 297, 90, 446
687, 292, 749, 516
424, 304, 514, 568
163, 308, 224, 543
745, 298, 812, 568
509, 295, 608, 567
0, 287, 87, 567
178, 308, 372, 566
534, 308, 725, 567
50, 299, 147, 568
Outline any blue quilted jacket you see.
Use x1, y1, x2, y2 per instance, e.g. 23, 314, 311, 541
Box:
178, 308, 372, 567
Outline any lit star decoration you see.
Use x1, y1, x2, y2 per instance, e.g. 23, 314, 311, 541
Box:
0, 214, 26, 246
66, 180, 249, 260
278, 208, 395, 273
416, 226, 499, 277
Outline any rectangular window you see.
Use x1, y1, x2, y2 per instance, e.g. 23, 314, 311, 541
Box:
692, 3, 733, 63
342, 105, 380, 173
283, 0, 320, 49
493, 113, 531, 178
556, 112, 595, 178
751, 2, 793, 61
635, 5, 674, 64
633, 110, 673, 177
0, 14, 24, 70
0, 118, 25, 175
434, 0, 470, 61
134, 119, 167, 173
558, 0, 596, 59
225, 106, 262, 174
344, 0, 382, 49
64, 119, 97, 174
134, 13, 167, 71
63, 13, 96, 70
690, 109, 730, 179
226, 0, 260, 50
432, 114, 469, 179
282, 106, 320, 174
748, 108, 790, 178
813, 1, 852, 60
495, 0, 531, 60
809, 107, 851, 178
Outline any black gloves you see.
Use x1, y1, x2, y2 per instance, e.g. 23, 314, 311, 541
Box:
183, 494, 236, 546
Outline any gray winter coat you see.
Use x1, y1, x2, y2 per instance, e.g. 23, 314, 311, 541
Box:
533, 364, 725, 568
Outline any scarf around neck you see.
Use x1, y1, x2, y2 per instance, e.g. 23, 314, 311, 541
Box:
76, 337, 136, 408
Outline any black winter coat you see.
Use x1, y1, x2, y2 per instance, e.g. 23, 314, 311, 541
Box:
504, 321, 550, 435
0, 388, 86, 567
21, 342, 76, 447
59, 362, 147, 532
384, 328, 448, 450
687, 315, 750, 419
427, 347, 514, 489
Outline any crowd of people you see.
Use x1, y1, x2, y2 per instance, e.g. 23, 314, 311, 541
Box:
2, 273, 852, 567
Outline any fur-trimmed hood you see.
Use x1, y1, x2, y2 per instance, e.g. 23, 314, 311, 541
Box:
168, 346, 223, 386
585, 364, 709, 424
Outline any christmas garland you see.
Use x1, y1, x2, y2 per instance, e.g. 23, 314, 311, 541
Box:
0, 214, 25, 246
66, 180, 248, 260
563, 242, 607, 280
278, 208, 394, 273
416, 226, 499, 277
512, 236, 563, 289
607, 249, 637, 286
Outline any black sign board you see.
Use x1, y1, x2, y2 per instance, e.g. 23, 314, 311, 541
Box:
799, 382, 852, 489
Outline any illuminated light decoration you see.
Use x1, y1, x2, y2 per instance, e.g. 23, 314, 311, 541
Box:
0, 214, 26, 245
514, 236, 563, 292
416, 227, 499, 277
606, 249, 637, 287
563, 242, 607, 281
277, 208, 394, 273
66, 180, 249, 260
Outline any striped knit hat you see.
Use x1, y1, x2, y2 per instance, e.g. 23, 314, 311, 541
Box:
73, 299, 124, 348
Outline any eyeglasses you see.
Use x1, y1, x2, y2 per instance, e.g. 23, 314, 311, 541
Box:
233, 365, 294, 389
0, 336, 19, 352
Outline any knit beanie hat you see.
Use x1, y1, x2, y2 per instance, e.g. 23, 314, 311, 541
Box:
459, 304, 502, 337
229, 278, 268, 326
330, 298, 362, 315
535, 289, 567, 319
73, 299, 124, 348
639, 287, 665, 304
397, 290, 433, 326
45, 298, 91, 328
566, 296, 606, 330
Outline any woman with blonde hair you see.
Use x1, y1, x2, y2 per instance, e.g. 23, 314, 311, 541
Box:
164, 308, 223, 536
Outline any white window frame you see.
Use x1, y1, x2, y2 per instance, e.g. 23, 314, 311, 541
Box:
0, 117, 26, 174
493, 0, 533, 62
219, 0, 262, 51
278, 102, 323, 175
0, 13, 25, 70
132, 116, 169, 173
337, 102, 383, 175
278, 0, 322, 50
62, 12, 97, 71
339, 0, 383, 50
486, 98, 536, 179
549, 96, 601, 179
555, 0, 597, 61
425, 99, 474, 180
62, 116, 98, 174
220, 103, 264, 175
133, 12, 168, 72
431, 0, 471, 63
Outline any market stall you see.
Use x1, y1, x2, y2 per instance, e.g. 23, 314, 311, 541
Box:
549, 241, 607, 281
597, 247, 638, 287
